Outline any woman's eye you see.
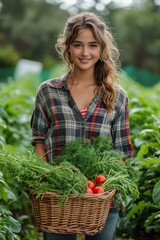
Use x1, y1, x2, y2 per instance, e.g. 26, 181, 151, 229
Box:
72, 43, 98, 49
73, 44, 82, 48
89, 44, 98, 48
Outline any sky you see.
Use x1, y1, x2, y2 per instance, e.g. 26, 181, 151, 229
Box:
47, 0, 137, 12
47, 0, 160, 13
63, 0, 133, 7
59, 0, 134, 10
47, 0, 136, 10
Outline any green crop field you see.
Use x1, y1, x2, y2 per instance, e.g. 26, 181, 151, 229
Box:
0, 68, 160, 240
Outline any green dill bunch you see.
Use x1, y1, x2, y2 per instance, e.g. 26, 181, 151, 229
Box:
0, 150, 51, 190
36, 161, 87, 196
53, 137, 125, 179
91, 136, 113, 155
0, 149, 87, 196
54, 139, 98, 175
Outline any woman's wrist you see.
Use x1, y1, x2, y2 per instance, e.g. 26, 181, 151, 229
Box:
35, 143, 47, 161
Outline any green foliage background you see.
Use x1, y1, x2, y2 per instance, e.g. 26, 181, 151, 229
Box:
0, 67, 160, 239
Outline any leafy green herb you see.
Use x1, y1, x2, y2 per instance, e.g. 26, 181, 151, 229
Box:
54, 137, 139, 204
0, 136, 139, 205
0, 151, 87, 198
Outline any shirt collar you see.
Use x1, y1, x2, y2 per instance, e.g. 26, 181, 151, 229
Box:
47, 72, 70, 90
48, 72, 105, 99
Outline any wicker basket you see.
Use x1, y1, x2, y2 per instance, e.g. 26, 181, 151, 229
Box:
30, 189, 116, 236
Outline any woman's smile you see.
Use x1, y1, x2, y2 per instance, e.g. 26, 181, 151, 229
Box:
79, 57, 91, 63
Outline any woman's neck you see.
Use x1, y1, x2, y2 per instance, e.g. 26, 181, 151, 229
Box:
70, 68, 97, 87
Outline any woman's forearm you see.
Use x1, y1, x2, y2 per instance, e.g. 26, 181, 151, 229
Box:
35, 143, 47, 162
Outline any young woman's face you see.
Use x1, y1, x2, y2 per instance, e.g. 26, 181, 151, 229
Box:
69, 28, 101, 71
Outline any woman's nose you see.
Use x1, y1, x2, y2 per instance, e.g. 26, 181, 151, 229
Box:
82, 46, 89, 55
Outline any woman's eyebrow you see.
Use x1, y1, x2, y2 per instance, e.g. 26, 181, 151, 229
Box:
72, 40, 98, 44
72, 40, 82, 43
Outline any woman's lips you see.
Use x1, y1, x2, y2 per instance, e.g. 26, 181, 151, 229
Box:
79, 58, 91, 63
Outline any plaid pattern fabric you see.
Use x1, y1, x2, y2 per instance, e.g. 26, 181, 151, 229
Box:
30, 73, 134, 162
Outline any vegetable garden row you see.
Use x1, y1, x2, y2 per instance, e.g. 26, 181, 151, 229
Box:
0, 69, 160, 240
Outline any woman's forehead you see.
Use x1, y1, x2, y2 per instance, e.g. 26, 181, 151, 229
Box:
74, 28, 97, 41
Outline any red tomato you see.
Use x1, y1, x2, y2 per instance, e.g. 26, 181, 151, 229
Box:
92, 186, 105, 194
95, 175, 106, 185
87, 180, 95, 189
87, 187, 93, 193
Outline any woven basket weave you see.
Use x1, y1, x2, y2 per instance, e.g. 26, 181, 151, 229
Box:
30, 189, 116, 235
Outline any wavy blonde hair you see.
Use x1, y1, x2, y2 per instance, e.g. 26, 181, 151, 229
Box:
56, 12, 120, 112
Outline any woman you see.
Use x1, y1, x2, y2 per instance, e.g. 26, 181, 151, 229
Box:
30, 11, 133, 240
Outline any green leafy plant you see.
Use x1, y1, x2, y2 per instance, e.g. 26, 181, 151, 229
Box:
152, 180, 160, 205
117, 73, 160, 239
0, 75, 39, 148
0, 171, 21, 240
0, 150, 87, 198
0, 45, 20, 68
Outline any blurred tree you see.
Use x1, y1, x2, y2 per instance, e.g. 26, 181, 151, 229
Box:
0, 0, 70, 66
0, 0, 160, 73
112, 0, 160, 72
0, 0, 26, 18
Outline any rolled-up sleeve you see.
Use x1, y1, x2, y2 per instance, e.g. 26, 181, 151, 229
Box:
30, 87, 50, 146
111, 95, 134, 159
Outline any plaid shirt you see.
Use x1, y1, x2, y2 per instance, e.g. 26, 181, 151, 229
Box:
30, 73, 134, 162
